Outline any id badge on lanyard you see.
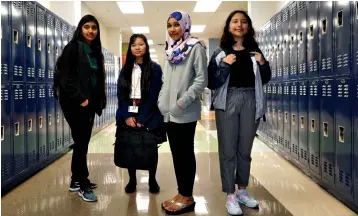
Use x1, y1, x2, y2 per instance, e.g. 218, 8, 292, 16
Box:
129, 100, 139, 113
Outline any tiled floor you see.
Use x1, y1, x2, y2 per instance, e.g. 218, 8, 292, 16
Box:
1, 111, 356, 216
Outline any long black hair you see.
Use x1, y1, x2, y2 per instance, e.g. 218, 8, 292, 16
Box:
53, 15, 105, 99
119, 34, 154, 102
220, 10, 259, 51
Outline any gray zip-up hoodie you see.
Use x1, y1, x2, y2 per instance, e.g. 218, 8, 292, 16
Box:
158, 43, 208, 123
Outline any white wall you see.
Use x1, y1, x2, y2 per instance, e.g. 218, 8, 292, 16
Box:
107, 28, 122, 57
49, 1, 81, 26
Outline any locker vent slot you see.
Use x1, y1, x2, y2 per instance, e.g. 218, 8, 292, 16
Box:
26, 2, 35, 16
309, 25, 314, 39
323, 122, 328, 137
292, 114, 296, 125
299, 31, 303, 41
300, 117, 304, 129
299, 2, 306, 11
48, 114, 52, 126
283, 9, 289, 22
290, 3, 297, 17
1, 126, 4, 141
337, 10, 343, 27
55, 19, 61, 31
39, 117, 43, 129
38, 39, 42, 51
47, 43, 51, 54
15, 122, 20, 136
311, 119, 315, 132
315, 156, 319, 168
27, 35, 32, 48
37, 8, 45, 22
28, 119, 32, 132
322, 19, 327, 34
13, 1, 22, 10
338, 126, 344, 143
56, 113, 60, 123
339, 170, 351, 187
13, 30, 19, 44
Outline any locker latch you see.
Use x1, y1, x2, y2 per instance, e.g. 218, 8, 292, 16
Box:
323, 122, 328, 137
14, 122, 20, 136
311, 119, 315, 132
338, 126, 345, 143
1, 126, 4, 141
28, 119, 32, 132
39, 117, 43, 129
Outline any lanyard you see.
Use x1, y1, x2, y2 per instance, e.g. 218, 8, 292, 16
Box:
132, 64, 142, 107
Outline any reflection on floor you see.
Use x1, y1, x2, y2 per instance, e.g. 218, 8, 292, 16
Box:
1, 111, 356, 216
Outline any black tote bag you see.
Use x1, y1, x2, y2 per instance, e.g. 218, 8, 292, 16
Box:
114, 125, 159, 170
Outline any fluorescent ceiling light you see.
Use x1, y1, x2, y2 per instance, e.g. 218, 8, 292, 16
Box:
147, 40, 153, 45
191, 25, 206, 33
149, 48, 156, 53
194, 0, 222, 12
117, 1, 144, 14
131, 26, 150, 34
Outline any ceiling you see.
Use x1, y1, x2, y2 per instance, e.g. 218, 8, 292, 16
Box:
83, 1, 248, 65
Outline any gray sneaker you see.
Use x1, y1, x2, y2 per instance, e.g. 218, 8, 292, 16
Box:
78, 187, 97, 202
235, 189, 259, 208
226, 194, 242, 215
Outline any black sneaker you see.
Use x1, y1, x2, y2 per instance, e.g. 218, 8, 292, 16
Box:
149, 180, 160, 194
89, 182, 97, 189
78, 187, 98, 202
69, 181, 80, 192
125, 181, 137, 193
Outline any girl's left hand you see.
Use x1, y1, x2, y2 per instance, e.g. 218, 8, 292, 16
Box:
250, 52, 265, 65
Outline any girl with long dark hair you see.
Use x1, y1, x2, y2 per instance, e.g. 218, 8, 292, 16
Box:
53, 15, 106, 202
208, 10, 271, 215
116, 34, 163, 194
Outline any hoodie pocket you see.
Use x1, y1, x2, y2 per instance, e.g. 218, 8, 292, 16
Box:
158, 92, 169, 115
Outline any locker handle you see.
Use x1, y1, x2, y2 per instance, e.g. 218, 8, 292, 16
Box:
38, 39, 42, 51
300, 117, 304, 129
55, 47, 59, 56
28, 119, 33, 132
290, 36, 294, 46
309, 25, 314, 39
1, 126, 4, 141
13, 30, 19, 44
311, 119, 315, 132
56, 113, 60, 123
323, 122, 328, 137
39, 117, 43, 129
27, 35, 32, 48
48, 114, 52, 126
292, 114, 296, 125
337, 10, 343, 27
14, 122, 20, 136
299, 31, 303, 42
47, 43, 51, 54
322, 19, 327, 34
278, 110, 281, 120
285, 112, 288, 123
338, 126, 345, 143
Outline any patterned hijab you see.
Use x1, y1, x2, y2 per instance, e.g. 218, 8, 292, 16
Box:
165, 11, 206, 65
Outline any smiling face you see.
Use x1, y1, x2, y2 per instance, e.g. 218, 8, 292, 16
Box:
130, 37, 147, 58
229, 12, 249, 38
167, 17, 183, 41
81, 21, 98, 43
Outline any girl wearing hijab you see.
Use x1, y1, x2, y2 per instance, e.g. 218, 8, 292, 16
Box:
158, 11, 208, 215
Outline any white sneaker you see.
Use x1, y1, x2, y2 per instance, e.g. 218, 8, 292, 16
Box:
226, 194, 242, 215
235, 189, 259, 208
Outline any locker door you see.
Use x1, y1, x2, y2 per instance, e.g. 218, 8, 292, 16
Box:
308, 79, 321, 176
1, 1, 11, 83
307, 1, 319, 78
37, 84, 47, 161
298, 80, 309, 167
276, 13, 283, 82
54, 17, 62, 62
61, 21, 68, 48
297, 2, 307, 79
47, 84, 56, 155
55, 100, 63, 151
320, 79, 335, 185
282, 6, 290, 81
61, 21, 70, 147
68, 25, 74, 43
290, 81, 299, 159
12, 84, 26, 175
333, 2, 353, 76
335, 77, 353, 198
272, 83, 278, 146
283, 82, 291, 154
35, 5, 46, 82
267, 84, 273, 143
11, 1, 25, 82
26, 84, 38, 167
24, 2, 36, 82
45, 11, 55, 83
270, 17, 277, 82
353, 2, 358, 76
319, 1, 334, 78
262, 85, 268, 139
1, 84, 13, 183
277, 83, 284, 149
354, 77, 358, 205
289, 2, 298, 80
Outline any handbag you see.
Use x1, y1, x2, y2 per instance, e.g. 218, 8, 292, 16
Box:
114, 125, 159, 170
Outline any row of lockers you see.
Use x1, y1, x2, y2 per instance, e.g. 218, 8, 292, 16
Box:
257, 1, 358, 81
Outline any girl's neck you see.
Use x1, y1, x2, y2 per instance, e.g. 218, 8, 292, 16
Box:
136, 57, 143, 64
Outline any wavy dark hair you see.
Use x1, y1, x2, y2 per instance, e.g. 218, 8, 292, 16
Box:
53, 15, 105, 99
220, 10, 259, 51
119, 34, 154, 102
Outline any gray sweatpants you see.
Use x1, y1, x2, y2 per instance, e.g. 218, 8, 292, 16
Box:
215, 88, 260, 193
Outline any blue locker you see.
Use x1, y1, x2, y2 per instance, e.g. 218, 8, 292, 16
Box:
283, 82, 291, 154
266, 84, 273, 143
12, 84, 26, 175
320, 78, 335, 184
55, 17, 62, 62
297, 2, 307, 79
61, 20, 68, 48
282, 6, 290, 81
35, 4, 46, 82
276, 13, 283, 82
1, 84, 13, 183
290, 81, 299, 159
270, 17, 277, 82
24, 2, 36, 82
68, 25, 74, 43
333, 2, 352, 76
46, 84, 56, 155
353, 2, 358, 76
307, 1, 319, 78
308, 79, 321, 176
11, 1, 25, 82
262, 85, 268, 139
55, 100, 64, 151
289, 2, 298, 80
1, 1, 11, 83
37, 84, 47, 161
26, 84, 38, 167
298, 80, 309, 167
334, 77, 353, 198
354, 77, 358, 205
277, 83, 284, 149
45, 11, 55, 83
319, 1, 334, 78
272, 83, 278, 146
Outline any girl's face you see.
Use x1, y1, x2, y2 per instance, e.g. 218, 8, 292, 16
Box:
229, 12, 249, 38
81, 21, 98, 43
167, 17, 183, 41
131, 37, 147, 58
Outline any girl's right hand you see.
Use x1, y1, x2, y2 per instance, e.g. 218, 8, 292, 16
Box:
125, 117, 136, 127
223, 54, 236, 65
